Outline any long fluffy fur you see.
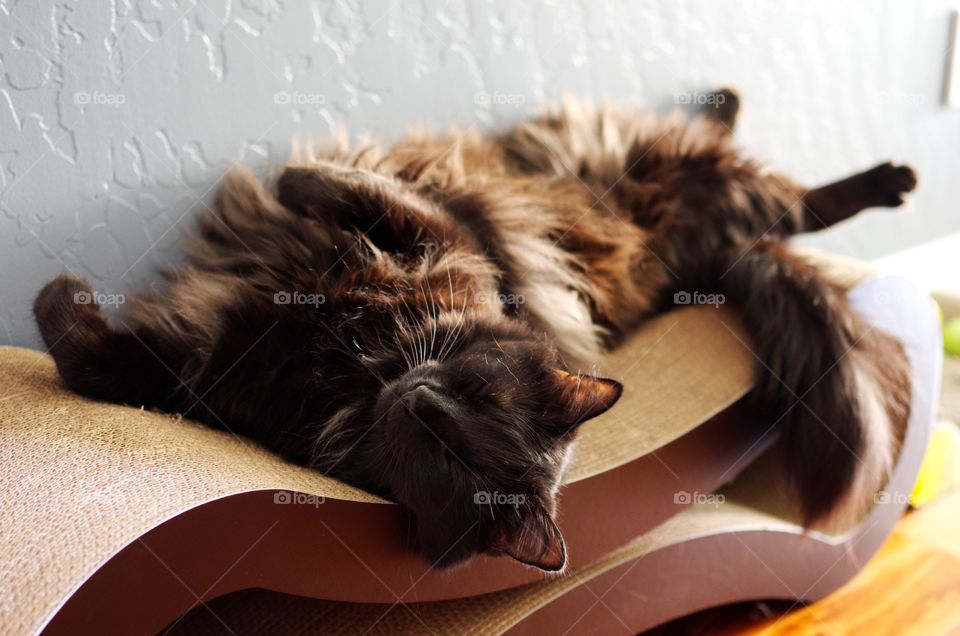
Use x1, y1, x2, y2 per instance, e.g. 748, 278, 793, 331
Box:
35, 90, 915, 554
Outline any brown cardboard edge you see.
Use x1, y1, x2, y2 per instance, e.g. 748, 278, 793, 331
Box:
41, 399, 771, 635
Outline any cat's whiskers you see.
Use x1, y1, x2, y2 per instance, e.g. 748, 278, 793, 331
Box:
449, 298, 469, 358
393, 315, 419, 371
435, 261, 462, 363
424, 281, 440, 362
415, 280, 435, 365
435, 316, 457, 363
412, 294, 429, 365
393, 331, 414, 371
436, 292, 470, 364
399, 301, 423, 366
393, 284, 427, 366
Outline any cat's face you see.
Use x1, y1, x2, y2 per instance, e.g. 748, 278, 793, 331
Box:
370, 324, 622, 572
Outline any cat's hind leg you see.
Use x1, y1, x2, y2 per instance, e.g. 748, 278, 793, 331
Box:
701, 87, 740, 131
34, 274, 181, 408
800, 162, 917, 231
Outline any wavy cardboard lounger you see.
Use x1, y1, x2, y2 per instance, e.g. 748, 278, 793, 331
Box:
0, 253, 941, 635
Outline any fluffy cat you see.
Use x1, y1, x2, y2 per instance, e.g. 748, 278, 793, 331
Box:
34, 89, 914, 572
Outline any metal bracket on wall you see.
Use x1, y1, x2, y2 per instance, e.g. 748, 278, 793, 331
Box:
945, 10, 960, 107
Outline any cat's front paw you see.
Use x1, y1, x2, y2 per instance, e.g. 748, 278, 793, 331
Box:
33, 274, 96, 349
868, 162, 917, 207
34, 274, 95, 320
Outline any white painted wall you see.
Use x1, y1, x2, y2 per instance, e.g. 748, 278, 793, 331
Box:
2, 0, 958, 348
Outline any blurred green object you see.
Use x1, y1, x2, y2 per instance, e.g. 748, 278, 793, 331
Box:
910, 421, 960, 507
945, 317, 960, 357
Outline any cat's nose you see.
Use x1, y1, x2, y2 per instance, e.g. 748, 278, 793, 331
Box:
402, 386, 422, 413
402, 385, 443, 420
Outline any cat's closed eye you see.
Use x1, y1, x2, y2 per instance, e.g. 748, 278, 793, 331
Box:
455, 375, 491, 404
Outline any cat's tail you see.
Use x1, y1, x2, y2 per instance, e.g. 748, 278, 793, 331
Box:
33, 274, 177, 408
713, 240, 911, 526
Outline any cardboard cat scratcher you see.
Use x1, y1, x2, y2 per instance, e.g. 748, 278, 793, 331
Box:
0, 250, 942, 635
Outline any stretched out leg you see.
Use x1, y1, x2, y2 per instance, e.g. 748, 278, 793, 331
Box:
800, 162, 917, 231
34, 275, 182, 408
701, 87, 741, 131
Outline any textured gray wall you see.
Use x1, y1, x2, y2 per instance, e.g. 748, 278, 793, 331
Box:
2, 0, 958, 348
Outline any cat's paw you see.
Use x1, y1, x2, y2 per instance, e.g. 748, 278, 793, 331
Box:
868, 162, 917, 207
712, 87, 740, 109
35, 274, 95, 317
34, 274, 96, 346
704, 87, 740, 129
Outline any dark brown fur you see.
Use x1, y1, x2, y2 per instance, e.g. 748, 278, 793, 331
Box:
34, 89, 914, 571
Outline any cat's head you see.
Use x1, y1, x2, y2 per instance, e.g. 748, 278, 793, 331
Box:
370, 319, 622, 572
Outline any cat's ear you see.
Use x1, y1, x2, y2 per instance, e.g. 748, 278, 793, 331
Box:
490, 501, 566, 572
552, 370, 623, 426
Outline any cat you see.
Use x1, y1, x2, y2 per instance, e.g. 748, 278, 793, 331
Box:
34, 88, 915, 572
